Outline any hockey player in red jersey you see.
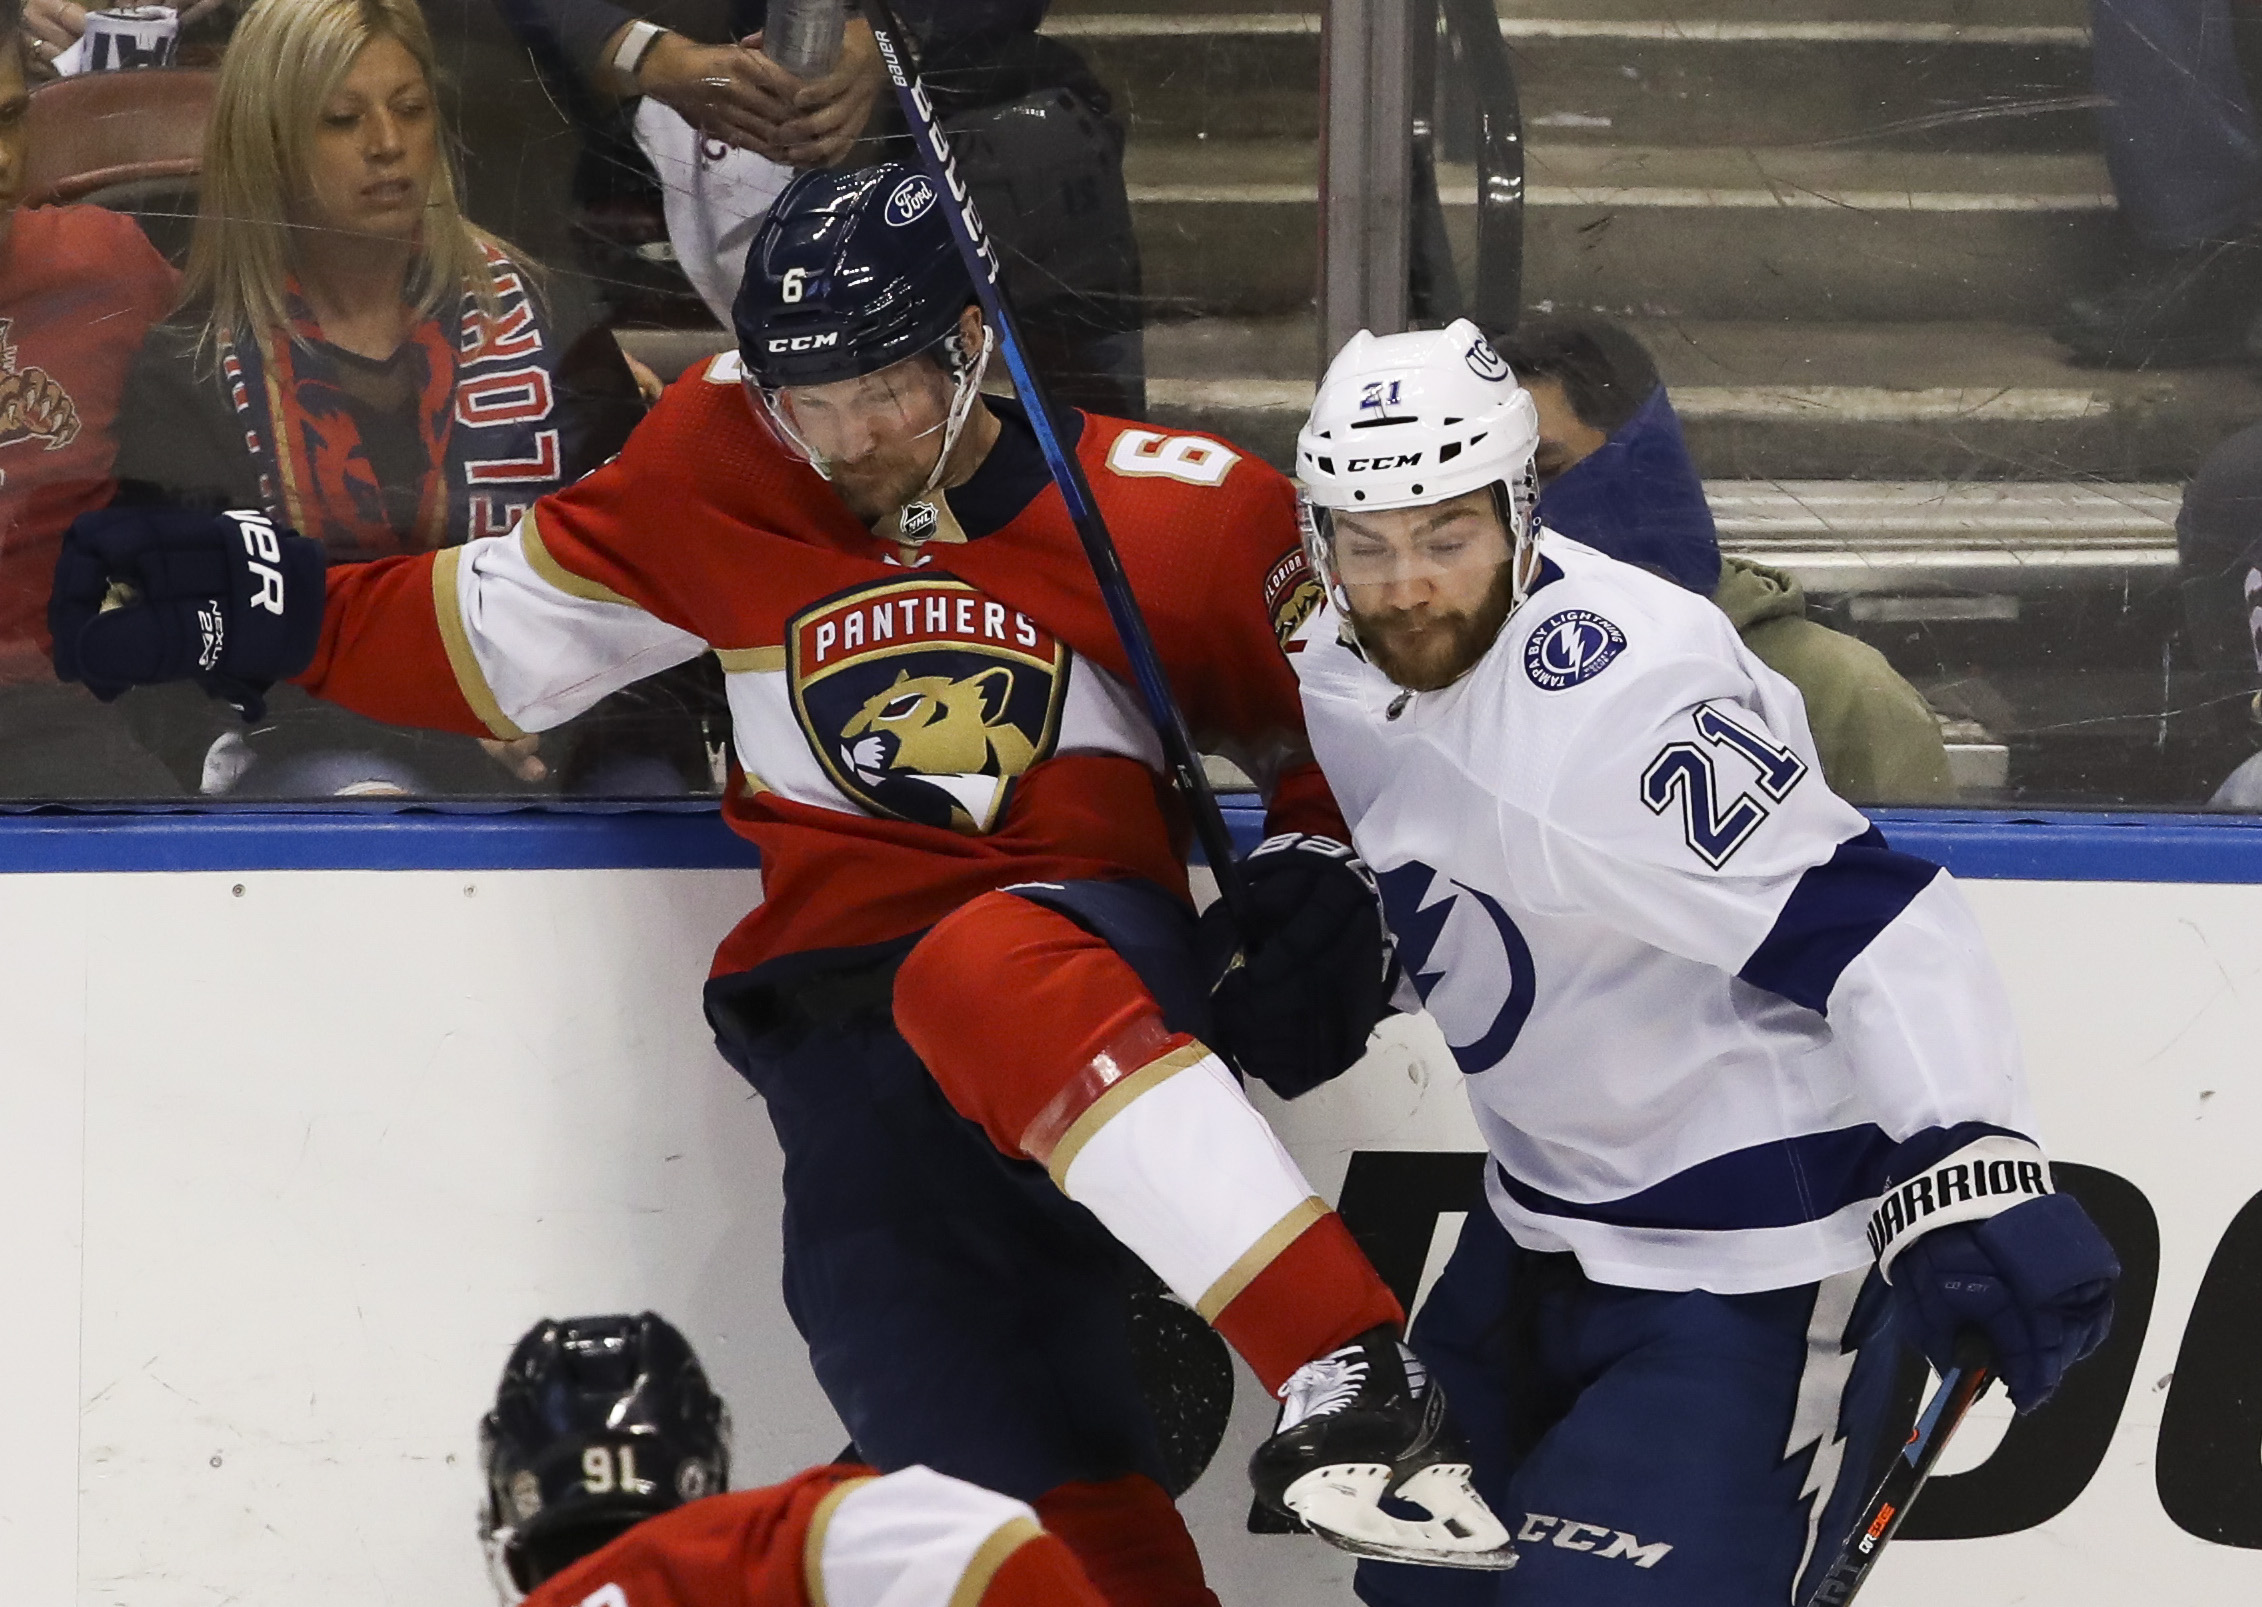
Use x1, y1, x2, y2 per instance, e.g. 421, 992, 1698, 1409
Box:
51, 164, 1516, 1584
477, 1311, 1105, 1607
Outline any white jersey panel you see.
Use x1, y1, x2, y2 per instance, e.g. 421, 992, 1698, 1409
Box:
454, 522, 707, 732
1292, 534, 2031, 1293
1825, 874, 2034, 1137
816, 1465, 1040, 1607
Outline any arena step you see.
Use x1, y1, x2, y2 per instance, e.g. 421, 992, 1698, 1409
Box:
1123, 137, 2114, 319
1046, 7, 2094, 150
1142, 316, 2262, 481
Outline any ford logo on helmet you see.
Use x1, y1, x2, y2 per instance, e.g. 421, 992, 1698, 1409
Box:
886, 175, 938, 227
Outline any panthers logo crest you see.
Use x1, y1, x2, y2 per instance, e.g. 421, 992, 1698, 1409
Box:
790, 577, 1070, 834
1264, 548, 1325, 652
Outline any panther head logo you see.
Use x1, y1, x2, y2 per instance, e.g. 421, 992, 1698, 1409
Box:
842, 665, 1038, 786
791, 578, 1070, 835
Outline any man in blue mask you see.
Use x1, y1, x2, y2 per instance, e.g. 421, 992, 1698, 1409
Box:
1498, 315, 1955, 805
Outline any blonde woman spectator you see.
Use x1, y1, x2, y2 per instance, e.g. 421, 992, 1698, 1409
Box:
107, 0, 679, 796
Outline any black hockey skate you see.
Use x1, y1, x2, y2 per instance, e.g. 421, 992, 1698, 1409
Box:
1249, 1326, 1517, 1569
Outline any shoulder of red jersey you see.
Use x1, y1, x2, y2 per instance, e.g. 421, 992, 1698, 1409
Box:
1075, 414, 1315, 645
1077, 412, 1292, 510
571, 345, 821, 508
658, 346, 771, 434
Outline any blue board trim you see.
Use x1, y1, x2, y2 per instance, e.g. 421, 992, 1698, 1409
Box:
4, 801, 2262, 879
0, 803, 764, 873
1221, 804, 2262, 884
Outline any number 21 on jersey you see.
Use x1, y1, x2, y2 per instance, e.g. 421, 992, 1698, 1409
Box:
1640, 702, 1808, 868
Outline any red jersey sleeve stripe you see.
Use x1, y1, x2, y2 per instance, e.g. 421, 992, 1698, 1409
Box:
949, 1517, 1045, 1607
522, 508, 640, 609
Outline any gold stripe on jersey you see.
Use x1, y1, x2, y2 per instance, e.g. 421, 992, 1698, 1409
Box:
430, 546, 526, 740
1044, 1041, 1208, 1187
1195, 1195, 1327, 1321
801, 1475, 879, 1607
948, 1516, 1045, 1607
716, 645, 786, 674
521, 507, 638, 608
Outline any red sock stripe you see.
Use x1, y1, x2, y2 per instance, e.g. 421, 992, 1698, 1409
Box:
895, 891, 1175, 1156
981, 1535, 1111, 1607
1213, 1210, 1406, 1396
1018, 1013, 1190, 1165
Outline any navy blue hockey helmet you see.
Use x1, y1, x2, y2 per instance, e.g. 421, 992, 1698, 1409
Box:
736, 162, 975, 389
478, 1312, 731, 1599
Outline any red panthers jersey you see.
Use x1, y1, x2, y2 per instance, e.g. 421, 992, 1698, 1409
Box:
523, 1464, 1103, 1607
304, 354, 1339, 976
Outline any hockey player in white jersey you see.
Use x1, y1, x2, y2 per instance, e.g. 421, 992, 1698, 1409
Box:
1271, 321, 2121, 1606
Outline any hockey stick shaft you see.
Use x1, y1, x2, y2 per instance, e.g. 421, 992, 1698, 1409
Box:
1801, 1335, 1993, 1607
859, 0, 1255, 931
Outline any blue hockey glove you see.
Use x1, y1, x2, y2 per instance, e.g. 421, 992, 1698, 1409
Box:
1872, 1129, 2119, 1413
1197, 833, 1398, 1100
51, 506, 326, 721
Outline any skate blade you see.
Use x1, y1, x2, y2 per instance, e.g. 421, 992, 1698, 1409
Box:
1283, 1462, 1519, 1571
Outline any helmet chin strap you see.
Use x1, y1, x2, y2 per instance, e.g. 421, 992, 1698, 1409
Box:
481, 1521, 528, 1606
900, 322, 996, 518
1493, 463, 1542, 616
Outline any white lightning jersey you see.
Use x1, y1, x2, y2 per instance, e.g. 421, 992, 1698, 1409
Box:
1291, 534, 2036, 1293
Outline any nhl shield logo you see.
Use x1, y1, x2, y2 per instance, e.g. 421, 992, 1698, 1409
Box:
790, 577, 1070, 834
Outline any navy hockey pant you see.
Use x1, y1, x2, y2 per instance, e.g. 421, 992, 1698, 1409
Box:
1356, 1206, 1911, 1607
703, 877, 1211, 1503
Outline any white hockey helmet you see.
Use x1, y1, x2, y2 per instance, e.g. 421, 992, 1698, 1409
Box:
1297, 319, 1540, 516
1295, 320, 1543, 658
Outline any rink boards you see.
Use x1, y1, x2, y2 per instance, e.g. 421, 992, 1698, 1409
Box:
3, 806, 2259, 1605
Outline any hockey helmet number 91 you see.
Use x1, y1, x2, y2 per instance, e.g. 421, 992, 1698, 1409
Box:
478, 1311, 732, 1601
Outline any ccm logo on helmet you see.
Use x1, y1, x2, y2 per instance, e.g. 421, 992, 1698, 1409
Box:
1346, 452, 1422, 471
767, 332, 842, 353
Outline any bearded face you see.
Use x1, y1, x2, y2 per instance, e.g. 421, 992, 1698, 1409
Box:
1331, 489, 1520, 692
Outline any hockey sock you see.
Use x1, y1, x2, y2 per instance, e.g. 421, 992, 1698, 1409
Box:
896, 891, 1403, 1394
1031, 1475, 1220, 1607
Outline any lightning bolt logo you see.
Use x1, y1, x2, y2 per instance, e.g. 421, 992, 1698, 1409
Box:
1373, 860, 1537, 1074
1786, 1270, 1867, 1596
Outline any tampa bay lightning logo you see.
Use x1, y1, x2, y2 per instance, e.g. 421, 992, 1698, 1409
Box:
1524, 609, 1628, 692
885, 175, 938, 227
1466, 334, 1511, 382
1375, 861, 1535, 1075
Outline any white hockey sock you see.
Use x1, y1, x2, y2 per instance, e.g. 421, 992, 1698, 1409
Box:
1049, 1046, 1325, 1320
